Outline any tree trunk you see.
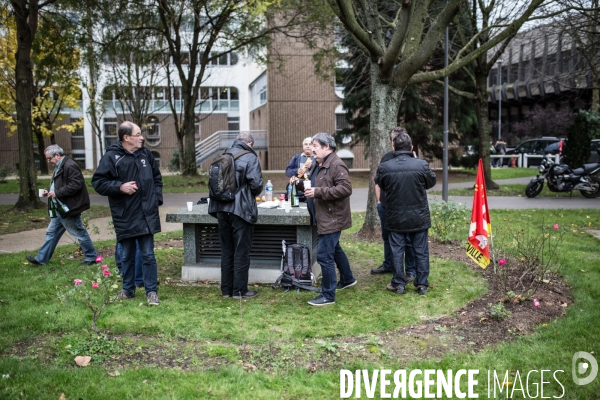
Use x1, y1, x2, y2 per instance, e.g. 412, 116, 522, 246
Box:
358, 69, 404, 239
34, 128, 48, 175
181, 101, 197, 176
12, 0, 42, 210
475, 73, 499, 190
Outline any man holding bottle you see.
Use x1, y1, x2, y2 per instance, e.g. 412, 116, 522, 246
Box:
26, 145, 98, 266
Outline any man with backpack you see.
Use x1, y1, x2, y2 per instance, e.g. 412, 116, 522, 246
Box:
208, 132, 263, 299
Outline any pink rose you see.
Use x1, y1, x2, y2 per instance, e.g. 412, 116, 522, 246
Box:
533, 298, 540, 308
498, 259, 506, 266
103, 270, 110, 277
74, 279, 83, 285
553, 224, 559, 230
95, 255, 103, 263
92, 282, 99, 289
101, 264, 108, 270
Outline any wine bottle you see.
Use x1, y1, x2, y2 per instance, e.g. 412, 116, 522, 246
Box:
48, 199, 57, 218
291, 182, 299, 207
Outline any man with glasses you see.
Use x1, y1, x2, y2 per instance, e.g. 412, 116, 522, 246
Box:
92, 122, 163, 306
26, 145, 98, 266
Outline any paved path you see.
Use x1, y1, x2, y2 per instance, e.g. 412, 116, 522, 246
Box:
1, 177, 599, 254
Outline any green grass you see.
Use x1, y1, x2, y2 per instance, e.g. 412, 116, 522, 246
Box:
0, 210, 599, 398
0, 205, 112, 234
447, 167, 537, 180
439, 183, 592, 197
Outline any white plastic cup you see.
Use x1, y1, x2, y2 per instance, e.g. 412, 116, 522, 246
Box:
285, 201, 291, 213
38, 189, 45, 197
187, 202, 193, 211
303, 180, 311, 189
206, 198, 210, 206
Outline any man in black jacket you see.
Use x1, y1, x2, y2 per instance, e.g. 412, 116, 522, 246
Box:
92, 122, 163, 305
26, 145, 98, 266
375, 128, 437, 295
208, 132, 263, 299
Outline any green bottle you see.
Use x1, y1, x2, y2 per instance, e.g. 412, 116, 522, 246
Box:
48, 199, 57, 218
291, 182, 299, 207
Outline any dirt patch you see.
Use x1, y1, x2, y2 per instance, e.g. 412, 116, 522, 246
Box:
3, 238, 571, 373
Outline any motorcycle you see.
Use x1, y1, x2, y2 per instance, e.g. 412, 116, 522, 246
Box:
525, 154, 600, 198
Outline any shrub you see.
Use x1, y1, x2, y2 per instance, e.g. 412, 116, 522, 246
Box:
563, 110, 599, 167
0, 164, 8, 183
429, 200, 470, 242
488, 302, 511, 321
168, 148, 180, 172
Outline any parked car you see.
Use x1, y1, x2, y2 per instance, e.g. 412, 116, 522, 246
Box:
503, 137, 565, 167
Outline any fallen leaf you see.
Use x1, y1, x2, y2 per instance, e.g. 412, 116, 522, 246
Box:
59, 393, 66, 400
74, 356, 91, 367
108, 371, 120, 377
143, 379, 148, 384
560, 303, 568, 308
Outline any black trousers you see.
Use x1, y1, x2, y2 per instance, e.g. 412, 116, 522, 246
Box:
217, 212, 255, 296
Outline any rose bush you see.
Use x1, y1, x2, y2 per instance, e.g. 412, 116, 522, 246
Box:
58, 257, 120, 334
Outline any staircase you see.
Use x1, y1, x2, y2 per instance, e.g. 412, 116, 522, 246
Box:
195, 130, 267, 166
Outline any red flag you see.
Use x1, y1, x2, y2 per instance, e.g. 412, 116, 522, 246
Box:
466, 159, 492, 269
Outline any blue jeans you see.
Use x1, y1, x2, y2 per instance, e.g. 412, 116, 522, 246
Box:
35, 214, 97, 264
120, 234, 158, 297
317, 231, 355, 301
389, 230, 430, 288
377, 203, 415, 275
217, 212, 255, 296
115, 241, 144, 287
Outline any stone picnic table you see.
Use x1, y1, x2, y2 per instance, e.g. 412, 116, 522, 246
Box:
166, 203, 320, 283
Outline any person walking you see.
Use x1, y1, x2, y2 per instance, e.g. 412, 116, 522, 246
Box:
208, 132, 264, 299
26, 145, 98, 266
303, 133, 356, 306
92, 122, 163, 305
375, 128, 437, 295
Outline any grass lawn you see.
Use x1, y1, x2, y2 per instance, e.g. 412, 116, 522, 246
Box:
438, 184, 594, 197
0, 209, 599, 398
0, 205, 112, 235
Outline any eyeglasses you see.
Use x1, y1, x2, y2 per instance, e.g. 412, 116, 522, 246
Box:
127, 133, 143, 138
46, 155, 55, 161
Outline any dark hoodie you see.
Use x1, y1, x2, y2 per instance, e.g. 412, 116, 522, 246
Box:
92, 142, 163, 241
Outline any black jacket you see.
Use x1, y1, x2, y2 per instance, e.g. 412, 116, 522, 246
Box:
374, 151, 437, 233
92, 142, 163, 241
52, 156, 90, 217
208, 140, 263, 223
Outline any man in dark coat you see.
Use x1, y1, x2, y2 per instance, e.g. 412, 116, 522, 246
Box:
26, 145, 98, 266
208, 132, 263, 299
92, 122, 163, 305
303, 133, 356, 306
375, 128, 437, 295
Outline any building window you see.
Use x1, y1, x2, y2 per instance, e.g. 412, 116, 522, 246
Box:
207, 51, 239, 66
195, 122, 201, 141
71, 118, 85, 169
228, 117, 240, 131
250, 73, 267, 110
151, 151, 161, 168
144, 116, 160, 146
104, 117, 118, 148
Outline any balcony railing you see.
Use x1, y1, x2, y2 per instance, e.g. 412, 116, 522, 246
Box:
195, 130, 267, 165
104, 99, 240, 114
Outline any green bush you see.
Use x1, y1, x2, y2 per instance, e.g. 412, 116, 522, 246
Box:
488, 302, 511, 321
0, 164, 9, 183
564, 110, 600, 167
168, 148, 180, 172
429, 200, 470, 242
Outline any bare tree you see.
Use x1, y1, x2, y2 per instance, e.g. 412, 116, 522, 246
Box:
326, 0, 548, 236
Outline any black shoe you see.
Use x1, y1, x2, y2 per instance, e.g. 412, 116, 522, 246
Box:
26, 256, 41, 266
371, 266, 393, 274
335, 279, 357, 290
232, 291, 258, 299
405, 274, 416, 283
386, 283, 406, 294
417, 286, 428, 295
80, 260, 96, 266
308, 295, 335, 306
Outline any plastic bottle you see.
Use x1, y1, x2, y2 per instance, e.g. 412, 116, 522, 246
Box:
291, 182, 299, 207
265, 180, 273, 202
287, 184, 292, 202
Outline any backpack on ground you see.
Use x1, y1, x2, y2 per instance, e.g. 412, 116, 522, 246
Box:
272, 241, 319, 292
208, 150, 250, 202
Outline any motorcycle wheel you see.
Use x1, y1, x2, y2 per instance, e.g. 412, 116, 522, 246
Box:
580, 176, 600, 198
525, 181, 544, 198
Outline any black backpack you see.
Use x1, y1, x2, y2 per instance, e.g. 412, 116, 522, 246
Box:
272, 242, 319, 292
208, 150, 249, 202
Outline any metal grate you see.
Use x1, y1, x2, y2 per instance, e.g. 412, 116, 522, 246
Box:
195, 224, 297, 263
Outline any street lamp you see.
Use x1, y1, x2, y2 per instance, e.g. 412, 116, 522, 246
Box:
497, 59, 502, 140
